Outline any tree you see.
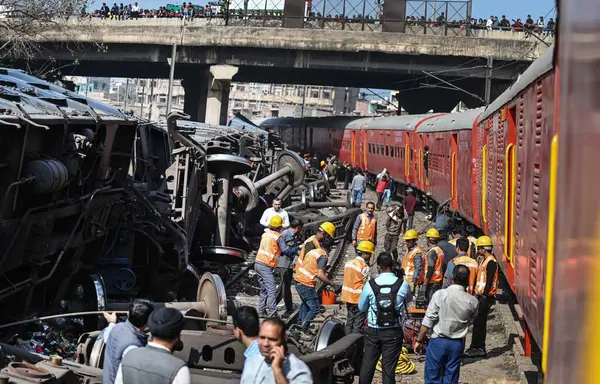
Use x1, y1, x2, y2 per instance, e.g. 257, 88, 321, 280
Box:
0, 0, 89, 60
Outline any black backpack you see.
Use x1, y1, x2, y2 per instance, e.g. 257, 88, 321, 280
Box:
369, 278, 404, 328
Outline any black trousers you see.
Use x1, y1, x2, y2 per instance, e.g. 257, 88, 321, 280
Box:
345, 303, 366, 335
376, 192, 384, 209
359, 327, 403, 384
275, 267, 294, 312
470, 296, 495, 350
425, 282, 443, 303
383, 234, 400, 260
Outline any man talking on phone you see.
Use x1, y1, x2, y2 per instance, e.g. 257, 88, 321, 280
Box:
241, 318, 313, 384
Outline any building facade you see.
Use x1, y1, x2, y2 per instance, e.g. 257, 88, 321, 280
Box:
68, 77, 359, 120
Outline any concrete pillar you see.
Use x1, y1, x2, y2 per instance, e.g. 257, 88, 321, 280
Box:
182, 74, 208, 122
383, 0, 406, 33
205, 65, 238, 126
283, 0, 305, 28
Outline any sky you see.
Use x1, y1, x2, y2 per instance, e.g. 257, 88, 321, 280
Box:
88, 0, 557, 20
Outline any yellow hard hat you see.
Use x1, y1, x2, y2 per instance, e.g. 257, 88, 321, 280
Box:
319, 221, 336, 238
476, 236, 493, 247
426, 228, 440, 239
269, 215, 283, 228
403, 229, 419, 240
356, 240, 375, 254
320, 160, 326, 166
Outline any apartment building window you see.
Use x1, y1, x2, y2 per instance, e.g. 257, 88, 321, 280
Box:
311, 89, 320, 98
286, 88, 295, 97
322, 90, 331, 99
236, 85, 245, 92
274, 86, 282, 97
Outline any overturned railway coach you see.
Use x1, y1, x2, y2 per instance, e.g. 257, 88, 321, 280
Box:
261, 46, 557, 361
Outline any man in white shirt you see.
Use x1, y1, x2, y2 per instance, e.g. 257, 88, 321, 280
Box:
117, 308, 191, 384
259, 198, 290, 229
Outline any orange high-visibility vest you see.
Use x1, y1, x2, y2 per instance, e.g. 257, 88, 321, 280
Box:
356, 213, 376, 242
426, 246, 445, 284
475, 254, 499, 296
295, 248, 328, 288
341, 257, 368, 304
299, 235, 320, 259
402, 246, 424, 285
256, 229, 282, 268
452, 254, 478, 294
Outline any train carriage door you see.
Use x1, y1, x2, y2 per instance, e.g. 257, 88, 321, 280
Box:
363, 130, 369, 170
451, 133, 458, 210
417, 135, 423, 190
351, 130, 356, 167
505, 107, 517, 269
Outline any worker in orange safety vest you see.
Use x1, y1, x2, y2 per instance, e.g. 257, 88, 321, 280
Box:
295, 221, 340, 339
401, 229, 424, 293
423, 228, 446, 303
464, 236, 499, 358
341, 240, 374, 334
352, 201, 377, 248
444, 237, 478, 294
254, 216, 299, 317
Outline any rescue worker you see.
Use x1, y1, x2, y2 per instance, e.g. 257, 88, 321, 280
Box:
464, 236, 499, 358
341, 240, 374, 334
320, 160, 328, 179
276, 219, 304, 318
294, 222, 340, 337
401, 229, 424, 293
449, 227, 477, 260
443, 238, 478, 294
423, 228, 445, 302
255, 216, 297, 317
328, 159, 338, 188
352, 201, 377, 248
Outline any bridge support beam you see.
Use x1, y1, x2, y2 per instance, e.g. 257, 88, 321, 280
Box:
182, 74, 208, 122
206, 65, 238, 125
182, 65, 238, 125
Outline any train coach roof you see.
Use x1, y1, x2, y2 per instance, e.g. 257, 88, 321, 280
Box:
261, 116, 363, 130
418, 107, 484, 133
345, 117, 374, 130
364, 114, 437, 131
480, 46, 554, 121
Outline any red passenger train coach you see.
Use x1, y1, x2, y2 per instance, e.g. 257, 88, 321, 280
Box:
261, 46, 556, 359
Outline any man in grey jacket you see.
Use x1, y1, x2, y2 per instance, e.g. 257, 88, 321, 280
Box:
117, 308, 190, 384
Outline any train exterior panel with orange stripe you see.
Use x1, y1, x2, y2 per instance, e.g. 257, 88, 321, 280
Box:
478, 49, 555, 348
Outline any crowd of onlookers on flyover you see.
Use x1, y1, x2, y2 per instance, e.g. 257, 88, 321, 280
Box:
87, 2, 556, 36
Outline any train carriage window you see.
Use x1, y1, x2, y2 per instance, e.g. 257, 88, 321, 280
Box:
385, 145, 389, 157
369, 143, 373, 153
380, 144, 384, 155
376, 145, 380, 155
410, 148, 413, 161
390, 146, 395, 158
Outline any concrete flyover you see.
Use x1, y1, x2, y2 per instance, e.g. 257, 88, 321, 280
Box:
14, 19, 553, 116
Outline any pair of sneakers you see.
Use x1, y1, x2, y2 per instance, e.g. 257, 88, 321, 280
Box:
463, 347, 487, 358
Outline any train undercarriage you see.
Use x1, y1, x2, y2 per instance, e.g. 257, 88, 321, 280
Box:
0, 69, 367, 382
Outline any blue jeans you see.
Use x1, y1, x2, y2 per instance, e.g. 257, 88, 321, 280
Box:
383, 189, 391, 205
352, 189, 363, 206
295, 283, 320, 330
255, 262, 277, 315
424, 337, 465, 384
